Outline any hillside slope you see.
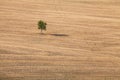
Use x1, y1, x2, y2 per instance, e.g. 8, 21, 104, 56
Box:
0, 0, 120, 80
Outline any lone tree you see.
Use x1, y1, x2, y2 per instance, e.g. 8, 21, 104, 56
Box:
38, 20, 47, 33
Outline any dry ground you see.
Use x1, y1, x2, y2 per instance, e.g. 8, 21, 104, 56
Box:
0, 0, 120, 80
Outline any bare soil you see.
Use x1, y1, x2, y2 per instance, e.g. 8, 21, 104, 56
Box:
0, 0, 120, 80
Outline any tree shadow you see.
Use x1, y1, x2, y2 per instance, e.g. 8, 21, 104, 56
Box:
35, 33, 69, 37
50, 33, 69, 37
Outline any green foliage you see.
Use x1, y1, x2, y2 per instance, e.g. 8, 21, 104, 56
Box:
38, 20, 47, 33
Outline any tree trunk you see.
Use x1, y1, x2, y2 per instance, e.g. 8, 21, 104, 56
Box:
41, 29, 42, 33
